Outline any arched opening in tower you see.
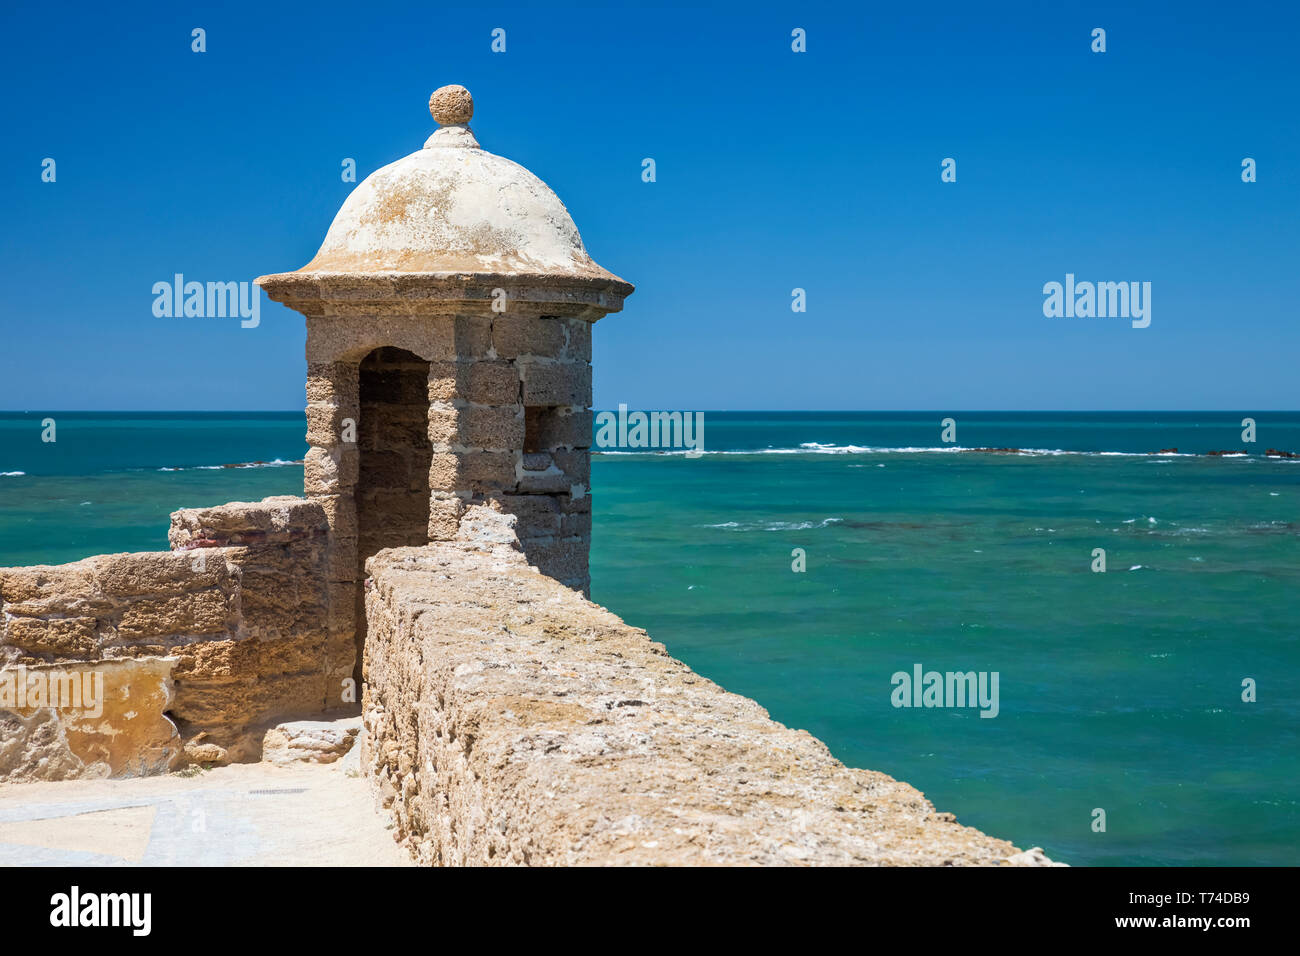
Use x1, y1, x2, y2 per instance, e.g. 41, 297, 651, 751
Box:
355, 346, 432, 685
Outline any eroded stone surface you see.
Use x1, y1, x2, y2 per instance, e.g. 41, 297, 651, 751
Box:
0, 658, 180, 781
263, 717, 361, 767
429, 84, 474, 126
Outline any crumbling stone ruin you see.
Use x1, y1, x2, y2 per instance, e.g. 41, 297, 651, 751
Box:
0, 86, 1051, 864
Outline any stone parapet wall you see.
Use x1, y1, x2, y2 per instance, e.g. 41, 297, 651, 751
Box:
167, 496, 348, 755
0, 496, 344, 778
361, 507, 1030, 866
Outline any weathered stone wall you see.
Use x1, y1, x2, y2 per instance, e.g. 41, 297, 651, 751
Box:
361, 507, 1030, 866
166, 495, 348, 755
0, 495, 346, 777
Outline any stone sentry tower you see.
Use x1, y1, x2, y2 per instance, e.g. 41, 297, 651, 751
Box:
257, 85, 632, 684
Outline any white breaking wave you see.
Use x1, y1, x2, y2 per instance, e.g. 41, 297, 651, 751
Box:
701, 517, 843, 532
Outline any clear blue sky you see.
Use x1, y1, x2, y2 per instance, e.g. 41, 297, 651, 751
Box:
2, 1, 1296, 410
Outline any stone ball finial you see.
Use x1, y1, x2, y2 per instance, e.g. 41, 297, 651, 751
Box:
430, 85, 474, 126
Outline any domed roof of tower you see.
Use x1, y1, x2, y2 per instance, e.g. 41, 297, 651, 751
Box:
263, 85, 630, 292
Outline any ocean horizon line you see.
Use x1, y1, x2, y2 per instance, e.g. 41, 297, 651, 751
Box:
3, 409, 1299, 416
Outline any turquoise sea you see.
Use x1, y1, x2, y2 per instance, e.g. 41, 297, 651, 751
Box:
2, 411, 1297, 866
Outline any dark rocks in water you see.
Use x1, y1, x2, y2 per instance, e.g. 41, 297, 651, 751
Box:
217, 460, 288, 469
964, 447, 1024, 454
1166, 449, 1295, 458
841, 520, 937, 531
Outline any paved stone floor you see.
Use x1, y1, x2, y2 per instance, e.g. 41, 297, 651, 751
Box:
0, 745, 410, 866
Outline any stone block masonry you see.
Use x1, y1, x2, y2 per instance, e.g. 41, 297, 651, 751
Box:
361, 506, 1038, 866
298, 311, 599, 604
1, 496, 346, 774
